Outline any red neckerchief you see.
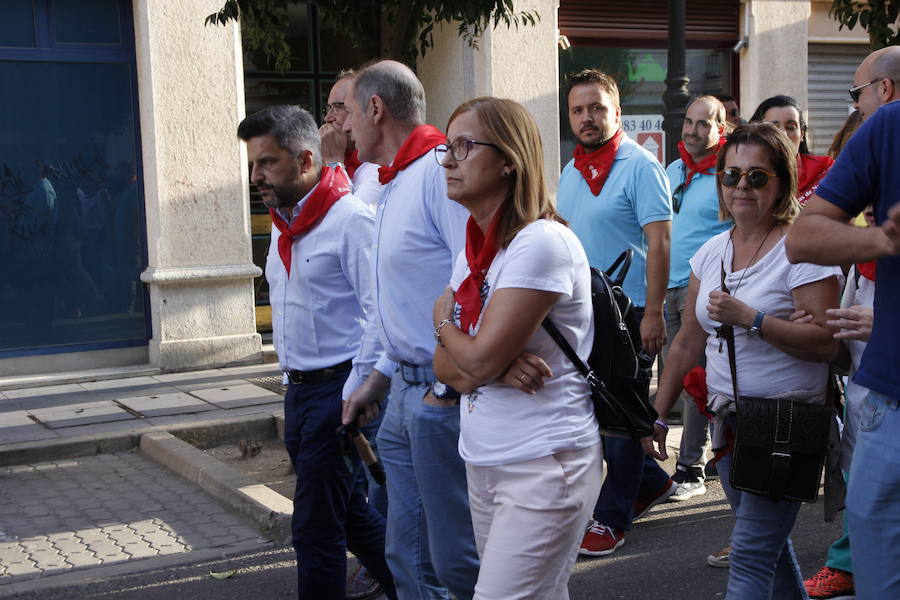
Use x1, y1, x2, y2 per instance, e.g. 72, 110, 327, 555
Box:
455, 207, 506, 332
796, 154, 834, 207
572, 128, 625, 196
378, 125, 445, 184
856, 261, 876, 281
269, 165, 351, 277
677, 137, 727, 187
344, 148, 362, 179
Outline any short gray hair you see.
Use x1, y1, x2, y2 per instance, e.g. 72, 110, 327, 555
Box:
236, 105, 321, 165
353, 61, 426, 126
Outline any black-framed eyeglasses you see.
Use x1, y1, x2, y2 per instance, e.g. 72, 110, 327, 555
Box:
848, 78, 884, 102
671, 183, 685, 214
717, 167, 776, 189
434, 138, 501, 164
322, 102, 346, 117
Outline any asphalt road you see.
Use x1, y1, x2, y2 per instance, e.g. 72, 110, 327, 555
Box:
16, 475, 843, 600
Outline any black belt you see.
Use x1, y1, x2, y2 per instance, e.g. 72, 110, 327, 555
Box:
285, 360, 352, 385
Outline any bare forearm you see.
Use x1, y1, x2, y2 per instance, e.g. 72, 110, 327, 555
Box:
645, 237, 669, 314
787, 214, 889, 265
433, 345, 480, 393
758, 316, 839, 363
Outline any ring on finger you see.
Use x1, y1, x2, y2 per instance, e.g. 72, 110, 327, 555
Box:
519, 373, 528, 382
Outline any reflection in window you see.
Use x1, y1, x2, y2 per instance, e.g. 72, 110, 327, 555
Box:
0, 61, 145, 353
52, 0, 121, 45
0, 0, 36, 48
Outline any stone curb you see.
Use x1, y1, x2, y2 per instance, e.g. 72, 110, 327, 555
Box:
140, 431, 292, 544
0, 539, 273, 599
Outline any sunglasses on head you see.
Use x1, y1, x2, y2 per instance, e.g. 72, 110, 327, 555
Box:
717, 167, 776, 189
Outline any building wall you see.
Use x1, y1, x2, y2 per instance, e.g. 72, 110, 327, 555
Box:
134, 0, 262, 370
808, 0, 870, 44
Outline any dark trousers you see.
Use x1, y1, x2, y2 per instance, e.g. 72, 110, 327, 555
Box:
283, 374, 397, 600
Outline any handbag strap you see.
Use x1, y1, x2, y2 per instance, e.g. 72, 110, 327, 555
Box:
542, 318, 591, 380
717, 258, 741, 401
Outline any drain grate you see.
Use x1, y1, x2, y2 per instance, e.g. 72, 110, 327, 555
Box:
246, 375, 286, 395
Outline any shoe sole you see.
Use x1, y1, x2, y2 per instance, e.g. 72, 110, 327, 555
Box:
578, 537, 625, 557
668, 485, 707, 502
634, 482, 678, 521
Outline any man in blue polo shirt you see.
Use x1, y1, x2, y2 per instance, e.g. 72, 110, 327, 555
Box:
558, 68, 675, 557
786, 46, 900, 599
663, 95, 732, 503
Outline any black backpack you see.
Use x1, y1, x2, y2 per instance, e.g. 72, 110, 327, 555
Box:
542, 250, 657, 439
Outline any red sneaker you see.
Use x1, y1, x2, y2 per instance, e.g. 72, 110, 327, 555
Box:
578, 522, 625, 557
633, 478, 678, 521
804, 566, 854, 599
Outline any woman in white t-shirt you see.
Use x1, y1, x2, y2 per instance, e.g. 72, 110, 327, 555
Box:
430, 97, 601, 599
643, 123, 842, 599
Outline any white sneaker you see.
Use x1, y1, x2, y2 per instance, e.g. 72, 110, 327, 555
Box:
670, 478, 707, 501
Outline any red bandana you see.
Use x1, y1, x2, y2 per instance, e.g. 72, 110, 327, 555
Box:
269, 165, 351, 277
455, 207, 506, 332
573, 128, 624, 196
677, 137, 727, 187
856, 260, 876, 281
796, 154, 834, 207
378, 125, 445, 184
344, 148, 362, 179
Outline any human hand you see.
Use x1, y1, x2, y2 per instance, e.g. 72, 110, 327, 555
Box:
707, 291, 756, 329
497, 352, 553, 395
639, 310, 667, 356
341, 371, 390, 427
879, 203, 900, 256
641, 422, 669, 461
319, 123, 348, 165
788, 309, 813, 324
826, 305, 874, 341
432, 287, 456, 328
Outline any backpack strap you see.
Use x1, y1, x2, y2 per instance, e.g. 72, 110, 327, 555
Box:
541, 318, 591, 380
606, 249, 633, 288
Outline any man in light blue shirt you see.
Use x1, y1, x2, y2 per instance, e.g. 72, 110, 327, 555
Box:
663, 96, 732, 502
340, 60, 479, 600
558, 69, 675, 558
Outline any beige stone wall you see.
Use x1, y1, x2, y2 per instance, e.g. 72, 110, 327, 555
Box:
134, 0, 262, 370
419, 0, 561, 193
808, 0, 869, 43
741, 0, 812, 117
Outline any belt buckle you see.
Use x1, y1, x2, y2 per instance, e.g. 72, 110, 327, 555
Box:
286, 370, 303, 385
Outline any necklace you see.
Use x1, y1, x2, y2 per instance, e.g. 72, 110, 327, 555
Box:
726, 222, 778, 298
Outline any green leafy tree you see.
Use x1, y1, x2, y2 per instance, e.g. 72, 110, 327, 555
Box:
207, 0, 540, 71
830, 0, 899, 50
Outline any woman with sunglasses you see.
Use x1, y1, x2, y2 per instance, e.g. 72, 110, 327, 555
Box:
750, 95, 833, 207
644, 123, 842, 599
431, 97, 601, 599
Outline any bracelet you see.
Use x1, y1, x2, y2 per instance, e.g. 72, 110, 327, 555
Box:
434, 318, 453, 347
654, 419, 669, 431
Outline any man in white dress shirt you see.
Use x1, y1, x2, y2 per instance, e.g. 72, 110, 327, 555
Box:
340, 60, 480, 600
237, 105, 395, 600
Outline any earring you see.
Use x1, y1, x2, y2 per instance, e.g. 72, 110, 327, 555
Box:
502, 170, 511, 177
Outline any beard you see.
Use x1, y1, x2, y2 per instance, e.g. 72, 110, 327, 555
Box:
257, 164, 303, 210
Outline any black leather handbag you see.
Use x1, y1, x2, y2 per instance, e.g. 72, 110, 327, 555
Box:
718, 264, 832, 503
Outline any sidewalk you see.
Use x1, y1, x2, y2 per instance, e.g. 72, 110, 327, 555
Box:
0, 362, 287, 596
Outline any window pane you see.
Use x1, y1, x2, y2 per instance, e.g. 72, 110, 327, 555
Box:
0, 61, 146, 353
52, 0, 121, 45
0, 0, 36, 47
244, 78, 313, 117
317, 12, 378, 73
243, 3, 311, 72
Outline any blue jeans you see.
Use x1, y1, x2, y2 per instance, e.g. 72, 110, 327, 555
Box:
283, 375, 396, 600
376, 371, 479, 600
847, 389, 900, 597
717, 448, 808, 599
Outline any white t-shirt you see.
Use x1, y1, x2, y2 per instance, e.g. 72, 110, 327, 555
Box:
840, 266, 876, 469
449, 219, 601, 467
690, 230, 843, 398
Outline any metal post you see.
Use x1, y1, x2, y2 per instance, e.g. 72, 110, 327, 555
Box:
662, 0, 690, 165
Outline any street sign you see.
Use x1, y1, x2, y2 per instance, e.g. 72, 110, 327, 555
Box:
623, 114, 666, 164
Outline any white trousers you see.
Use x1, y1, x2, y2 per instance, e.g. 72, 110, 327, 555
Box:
466, 442, 603, 600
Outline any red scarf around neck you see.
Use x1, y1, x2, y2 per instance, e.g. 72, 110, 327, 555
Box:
378, 124, 445, 184
344, 148, 362, 179
677, 136, 727, 187
455, 207, 506, 332
269, 165, 351, 277
856, 260, 876, 281
573, 128, 625, 196
796, 154, 834, 206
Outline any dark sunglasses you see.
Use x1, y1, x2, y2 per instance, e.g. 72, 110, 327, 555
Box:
671, 183, 685, 214
848, 78, 884, 103
717, 167, 776, 189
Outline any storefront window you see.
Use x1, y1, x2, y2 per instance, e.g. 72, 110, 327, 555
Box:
1, 0, 36, 47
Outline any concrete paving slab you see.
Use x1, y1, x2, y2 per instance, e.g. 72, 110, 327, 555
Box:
2, 384, 87, 400
0, 424, 56, 445
78, 377, 162, 391
0, 411, 35, 427
28, 401, 136, 429
190, 384, 282, 409
116, 393, 216, 418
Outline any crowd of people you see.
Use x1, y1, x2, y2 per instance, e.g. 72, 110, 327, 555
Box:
236, 44, 900, 600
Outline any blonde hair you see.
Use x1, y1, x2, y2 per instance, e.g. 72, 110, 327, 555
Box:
716, 123, 799, 225
446, 97, 562, 247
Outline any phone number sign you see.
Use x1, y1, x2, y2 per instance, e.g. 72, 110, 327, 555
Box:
622, 114, 665, 164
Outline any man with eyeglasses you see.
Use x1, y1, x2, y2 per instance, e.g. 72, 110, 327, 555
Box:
558, 68, 675, 558
662, 95, 732, 504
320, 70, 383, 210
338, 60, 479, 600
786, 45, 900, 599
